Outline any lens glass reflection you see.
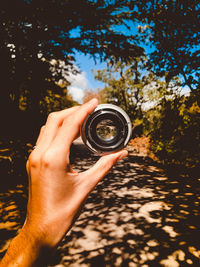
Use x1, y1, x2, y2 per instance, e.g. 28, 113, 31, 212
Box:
96, 119, 117, 142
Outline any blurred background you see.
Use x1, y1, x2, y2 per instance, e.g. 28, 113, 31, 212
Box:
0, 1, 200, 266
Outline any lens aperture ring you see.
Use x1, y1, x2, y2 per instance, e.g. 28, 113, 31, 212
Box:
84, 108, 129, 154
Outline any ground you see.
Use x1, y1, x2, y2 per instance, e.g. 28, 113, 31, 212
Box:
0, 139, 200, 266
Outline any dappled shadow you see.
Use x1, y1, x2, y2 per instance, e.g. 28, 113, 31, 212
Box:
0, 141, 29, 257
0, 185, 27, 257
0, 141, 200, 266
53, 143, 200, 266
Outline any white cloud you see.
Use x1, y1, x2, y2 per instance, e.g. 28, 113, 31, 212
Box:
68, 86, 85, 103
180, 86, 190, 96
67, 70, 88, 103
68, 71, 88, 88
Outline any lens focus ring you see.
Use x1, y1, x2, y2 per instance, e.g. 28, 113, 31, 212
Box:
81, 104, 132, 155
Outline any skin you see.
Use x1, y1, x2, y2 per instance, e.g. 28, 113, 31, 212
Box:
0, 98, 128, 267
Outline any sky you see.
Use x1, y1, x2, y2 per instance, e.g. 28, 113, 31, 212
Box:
67, 20, 192, 104
68, 53, 106, 103
67, 21, 139, 103
67, 52, 190, 104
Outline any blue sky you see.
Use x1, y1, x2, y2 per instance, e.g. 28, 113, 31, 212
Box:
68, 53, 107, 103
68, 50, 191, 104
67, 19, 194, 103
68, 21, 140, 103
75, 53, 106, 89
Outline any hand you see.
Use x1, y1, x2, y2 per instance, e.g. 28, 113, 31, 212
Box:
24, 99, 128, 246
0, 99, 128, 266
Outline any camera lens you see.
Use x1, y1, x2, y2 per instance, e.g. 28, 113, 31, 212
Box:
81, 104, 132, 155
96, 119, 117, 142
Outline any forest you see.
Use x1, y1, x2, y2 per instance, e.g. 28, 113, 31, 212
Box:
0, 0, 200, 266
0, 0, 199, 171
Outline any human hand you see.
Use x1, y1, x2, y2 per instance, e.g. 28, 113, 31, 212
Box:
0, 99, 128, 267
24, 98, 128, 248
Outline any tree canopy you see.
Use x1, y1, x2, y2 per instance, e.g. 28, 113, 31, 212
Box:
0, 0, 144, 138
1, 0, 200, 148
135, 0, 200, 93
93, 0, 200, 169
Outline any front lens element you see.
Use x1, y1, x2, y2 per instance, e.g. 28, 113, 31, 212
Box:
96, 119, 117, 142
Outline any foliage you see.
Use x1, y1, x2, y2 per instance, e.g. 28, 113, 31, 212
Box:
150, 96, 200, 168
95, 58, 147, 121
95, 57, 200, 169
40, 88, 77, 115
83, 88, 102, 104
1, 0, 199, 168
135, 0, 200, 93
93, 0, 200, 170
134, 1, 200, 169
0, 0, 143, 101
94, 58, 181, 123
0, 0, 144, 139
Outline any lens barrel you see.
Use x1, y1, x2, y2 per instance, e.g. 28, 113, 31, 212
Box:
81, 104, 132, 155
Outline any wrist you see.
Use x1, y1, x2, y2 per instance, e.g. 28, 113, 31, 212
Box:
19, 225, 53, 265
0, 224, 53, 267
23, 213, 73, 249
21, 220, 55, 250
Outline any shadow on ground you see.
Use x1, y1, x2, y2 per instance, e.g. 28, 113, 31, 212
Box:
53, 142, 200, 266
0, 141, 200, 266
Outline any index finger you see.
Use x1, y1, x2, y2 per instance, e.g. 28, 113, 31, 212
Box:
51, 98, 98, 153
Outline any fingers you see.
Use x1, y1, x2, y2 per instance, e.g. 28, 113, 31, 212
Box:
35, 106, 79, 151
29, 99, 98, 171
36, 125, 46, 146
81, 150, 128, 189
51, 98, 98, 153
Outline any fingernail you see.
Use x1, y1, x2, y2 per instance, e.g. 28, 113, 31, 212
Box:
117, 150, 128, 161
88, 98, 98, 105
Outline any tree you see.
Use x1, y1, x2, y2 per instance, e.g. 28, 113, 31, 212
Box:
135, 0, 200, 94
0, 0, 145, 138
131, 0, 200, 169
95, 58, 145, 120
94, 57, 181, 121
83, 88, 102, 104
150, 95, 200, 170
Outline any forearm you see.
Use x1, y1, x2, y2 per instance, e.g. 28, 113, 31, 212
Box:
0, 225, 51, 267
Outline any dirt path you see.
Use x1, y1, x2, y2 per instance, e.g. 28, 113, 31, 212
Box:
0, 141, 200, 266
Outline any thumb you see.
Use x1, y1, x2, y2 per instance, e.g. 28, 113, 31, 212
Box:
81, 150, 128, 189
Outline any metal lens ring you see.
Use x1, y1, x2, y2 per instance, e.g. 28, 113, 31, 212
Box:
81, 104, 132, 155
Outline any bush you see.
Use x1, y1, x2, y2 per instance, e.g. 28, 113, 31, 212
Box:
149, 96, 200, 169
